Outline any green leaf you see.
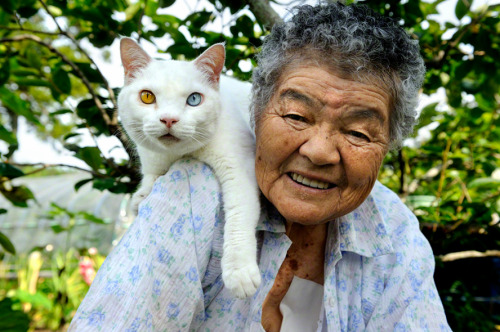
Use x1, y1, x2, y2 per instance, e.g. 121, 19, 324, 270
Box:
125, 2, 142, 21
0, 209, 6, 214
76, 99, 110, 135
0, 232, 16, 254
158, 0, 175, 8
468, 178, 500, 190
235, 15, 254, 37
0, 0, 18, 14
0, 298, 30, 332
92, 178, 130, 193
63, 132, 80, 141
10, 68, 39, 76
0, 124, 17, 145
50, 109, 73, 117
79, 211, 107, 224
73, 62, 104, 84
417, 102, 439, 129
166, 43, 198, 59
52, 67, 72, 94
12, 77, 51, 87
76, 146, 102, 171
0, 58, 10, 85
50, 224, 67, 234
0, 163, 25, 179
1, 185, 35, 207
74, 178, 92, 191
185, 11, 213, 30
13, 289, 53, 310
455, 0, 470, 20
25, 45, 43, 69
0, 87, 40, 125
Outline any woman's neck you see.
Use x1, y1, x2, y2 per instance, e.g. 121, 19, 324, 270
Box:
284, 221, 328, 285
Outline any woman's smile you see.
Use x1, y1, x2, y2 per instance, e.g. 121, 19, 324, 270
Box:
255, 62, 391, 226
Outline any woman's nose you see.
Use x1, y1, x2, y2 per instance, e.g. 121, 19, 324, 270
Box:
298, 131, 341, 166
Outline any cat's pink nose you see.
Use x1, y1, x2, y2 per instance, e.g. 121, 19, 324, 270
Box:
160, 117, 178, 128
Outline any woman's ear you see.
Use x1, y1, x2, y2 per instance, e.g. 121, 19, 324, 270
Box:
194, 43, 225, 87
120, 37, 152, 85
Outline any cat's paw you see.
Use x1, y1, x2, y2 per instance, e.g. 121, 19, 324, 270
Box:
222, 261, 261, 299
131, 188, 150, 214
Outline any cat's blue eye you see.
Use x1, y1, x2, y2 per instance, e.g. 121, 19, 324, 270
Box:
187, 92, 202, 106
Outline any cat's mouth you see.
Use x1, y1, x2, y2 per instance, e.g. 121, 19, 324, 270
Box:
159, 134, 180, 142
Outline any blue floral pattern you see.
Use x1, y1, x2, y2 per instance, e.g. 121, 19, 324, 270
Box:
69, 159, 451, 331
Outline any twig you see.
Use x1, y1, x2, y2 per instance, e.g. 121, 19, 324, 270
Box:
38, 0, 118, 112
5, 162, 103, 179
398, 149, 405, 194
428, 8, 490, 69
245, 0, 283, 30
0, 33, 135, 161
434, 138, 452, 221
0, 26, 60, 36
439, 250, 500, 262
0, 34, 113, 125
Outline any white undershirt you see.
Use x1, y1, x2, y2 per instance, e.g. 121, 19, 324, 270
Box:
279, 276, 326, 332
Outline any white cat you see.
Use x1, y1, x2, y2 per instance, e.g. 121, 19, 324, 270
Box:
117, 37, 261, 299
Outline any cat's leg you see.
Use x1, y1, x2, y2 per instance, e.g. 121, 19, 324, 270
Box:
133, 147, 175, 213
196, 150, 261, 298
131, 173, 159, 213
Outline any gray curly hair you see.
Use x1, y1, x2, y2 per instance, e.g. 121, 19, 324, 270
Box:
251, 2, 425, 149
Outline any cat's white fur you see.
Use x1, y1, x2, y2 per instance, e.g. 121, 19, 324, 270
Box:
118, 37, 261, 298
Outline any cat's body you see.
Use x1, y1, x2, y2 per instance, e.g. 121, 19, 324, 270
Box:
117, 38, 261, 298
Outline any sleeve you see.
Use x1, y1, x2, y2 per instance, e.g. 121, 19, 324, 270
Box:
68, 159, 224, 332
366, 204, 452, 332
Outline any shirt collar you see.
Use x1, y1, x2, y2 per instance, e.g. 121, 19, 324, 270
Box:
256, 199, 286, 233
257, 182, 394, 257
333, 183, 394, 257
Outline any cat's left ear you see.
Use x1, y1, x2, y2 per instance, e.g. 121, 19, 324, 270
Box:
120, 37, 152, 85
194, 43, 225, 87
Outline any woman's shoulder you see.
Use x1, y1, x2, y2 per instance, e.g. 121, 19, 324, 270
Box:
161, 158, 220, 186
369, 182, 435, 264
370, 181, 427, 243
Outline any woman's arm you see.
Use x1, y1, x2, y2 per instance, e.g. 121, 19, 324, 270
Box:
68, 159, 224, 331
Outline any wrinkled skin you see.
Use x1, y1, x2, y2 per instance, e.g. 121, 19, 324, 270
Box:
255, 62, 391, 331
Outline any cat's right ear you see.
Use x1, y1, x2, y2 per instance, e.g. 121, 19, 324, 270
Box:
120, 37, 152, 85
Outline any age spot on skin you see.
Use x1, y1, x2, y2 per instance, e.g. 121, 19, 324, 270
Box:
289, 259, 298, 271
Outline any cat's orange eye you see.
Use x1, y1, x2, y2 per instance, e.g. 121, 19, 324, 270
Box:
140, 90, 155, 104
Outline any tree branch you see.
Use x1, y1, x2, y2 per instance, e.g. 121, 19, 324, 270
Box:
7, 162, 102, 178
38, 0, 118, 113
0, 35, 113, 124
439, 250, 500, 262
0, 34, 134, 160
0, 26, 60, 36
245, 0, 283, 30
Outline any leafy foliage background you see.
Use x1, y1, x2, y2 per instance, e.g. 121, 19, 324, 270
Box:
0, 0, 499, 330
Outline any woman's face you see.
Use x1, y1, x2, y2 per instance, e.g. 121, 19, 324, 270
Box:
255, 62, 391, 226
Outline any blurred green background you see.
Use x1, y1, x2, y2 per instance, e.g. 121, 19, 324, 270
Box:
0, 0, 499, 331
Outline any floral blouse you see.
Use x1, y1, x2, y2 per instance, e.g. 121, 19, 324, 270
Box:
69, 159, 451, 332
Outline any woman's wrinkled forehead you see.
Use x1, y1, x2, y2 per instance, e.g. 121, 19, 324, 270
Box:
281, 48, 396, 94
270, 50, 396, 114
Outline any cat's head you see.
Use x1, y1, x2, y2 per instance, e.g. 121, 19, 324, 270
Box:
117, 37, 225, 154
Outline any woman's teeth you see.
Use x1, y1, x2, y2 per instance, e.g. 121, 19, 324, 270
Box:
290, 173, 331, 189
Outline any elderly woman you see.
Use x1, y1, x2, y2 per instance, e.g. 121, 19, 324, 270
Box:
70, 2, 450, 331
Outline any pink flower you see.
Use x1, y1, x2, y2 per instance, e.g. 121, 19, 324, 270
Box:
79, 257, 96, 285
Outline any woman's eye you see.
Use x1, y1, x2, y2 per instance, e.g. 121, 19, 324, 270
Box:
140, 90, 155, 104
187, 92, 203, 106
284, 114, 305, 121
349, 131, 370, 141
